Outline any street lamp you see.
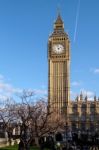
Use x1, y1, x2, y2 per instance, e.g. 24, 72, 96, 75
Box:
62, 102, 68, 142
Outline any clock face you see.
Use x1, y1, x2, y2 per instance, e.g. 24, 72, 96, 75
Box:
52, 44, 64, 54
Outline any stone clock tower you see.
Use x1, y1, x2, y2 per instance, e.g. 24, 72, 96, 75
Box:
48, 14, 70, 114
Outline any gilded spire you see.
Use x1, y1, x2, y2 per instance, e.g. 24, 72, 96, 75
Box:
54, 12, 64, 30
55, 13, 63, 24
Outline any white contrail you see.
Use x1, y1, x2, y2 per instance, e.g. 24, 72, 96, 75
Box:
74, 0, 81, 43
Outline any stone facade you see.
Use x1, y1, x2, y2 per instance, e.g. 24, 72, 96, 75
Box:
48, 14, 99, 133
67, 95, 99, 132
48, 13, 70, 114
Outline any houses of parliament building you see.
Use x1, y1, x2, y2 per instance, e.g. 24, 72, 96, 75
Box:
48, 13, 99, 133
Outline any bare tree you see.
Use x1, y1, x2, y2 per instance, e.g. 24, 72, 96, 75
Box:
15, 90, 62, 149
30, 100, 62, 138
0, 99, 17, 145
0, 90, 63, 150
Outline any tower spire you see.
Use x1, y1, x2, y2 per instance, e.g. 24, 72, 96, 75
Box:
57, 4, 61, 16
55, 12, 63, 24
54, 12, 64, 30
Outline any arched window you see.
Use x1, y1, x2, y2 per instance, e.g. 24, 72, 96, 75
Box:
90, 104, 95, 114
72, 104, 77, 113
81, 104, 86, 113
90, 123, 95, 131
81, 115, 86, 121
81, 122, 86, 131
72, 122, 77, 131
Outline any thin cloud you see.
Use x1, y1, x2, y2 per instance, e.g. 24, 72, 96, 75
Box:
70, 90, 78, 100
0, 82, 22, 95
71, 81, 82, 87
0, 74, 22, 101
80, 89, 95, 100
0, 95, 9, 101
94, 68, 99, 74
0, 74, 47, 101
90, 68, 99, 74
34, 89, 47, 95
71, 89, 95, 101
0, 74, 4, 81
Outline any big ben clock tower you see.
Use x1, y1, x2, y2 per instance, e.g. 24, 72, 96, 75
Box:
48, 13, 70, 114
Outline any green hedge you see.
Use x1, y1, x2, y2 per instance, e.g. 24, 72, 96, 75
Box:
0, 145, 39, 150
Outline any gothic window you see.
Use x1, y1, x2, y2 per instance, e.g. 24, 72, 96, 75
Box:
72, 104, 77, 113
81, 104, 86, 114
95, 122, 99, 131
71, 114, 78, 121
90, 123, 95, 131
95, 114, 99, 120
90, 104, 95, 114
81, 122, 86, 131
72, 122, 77, 131
81, 115, 86, 121
90, 115, 94, 121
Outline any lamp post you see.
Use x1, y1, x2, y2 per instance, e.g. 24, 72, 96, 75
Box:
62, 102, 68, 143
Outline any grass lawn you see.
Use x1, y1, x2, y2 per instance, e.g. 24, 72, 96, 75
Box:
0, 145, 39, 150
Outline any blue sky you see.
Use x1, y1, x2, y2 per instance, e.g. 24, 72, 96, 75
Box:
0, 0, 99, 100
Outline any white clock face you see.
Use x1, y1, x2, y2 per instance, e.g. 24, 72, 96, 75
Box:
52, 44, 64, 54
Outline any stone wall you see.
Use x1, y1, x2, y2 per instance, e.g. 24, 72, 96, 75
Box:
0, 138, 20, 148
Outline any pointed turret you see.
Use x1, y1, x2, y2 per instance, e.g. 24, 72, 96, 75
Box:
76, 95, 79, 102
54, 13, 64, 30
94, 95, 97, 101
85, 95, 88, 101
80, 92, 83, 101
55, 13, 63, 24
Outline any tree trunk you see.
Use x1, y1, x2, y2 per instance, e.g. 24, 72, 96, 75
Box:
35, 137, 40, 147
18, 140, 30, 150
8, 138, 12, 146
